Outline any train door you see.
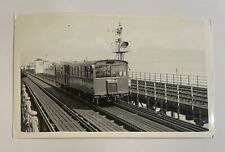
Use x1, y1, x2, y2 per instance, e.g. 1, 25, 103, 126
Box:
64, 65, 70, 86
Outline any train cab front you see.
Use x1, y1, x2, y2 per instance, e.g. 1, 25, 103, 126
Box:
93, 60, 129, 103
94, 77, 129, 103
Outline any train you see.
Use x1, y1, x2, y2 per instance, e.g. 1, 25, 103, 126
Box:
54, 59, 129, 104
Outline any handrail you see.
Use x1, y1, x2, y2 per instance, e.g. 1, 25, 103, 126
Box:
129, 71, 207, 88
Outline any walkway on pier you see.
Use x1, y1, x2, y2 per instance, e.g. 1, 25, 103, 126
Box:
129, 72, 208, 126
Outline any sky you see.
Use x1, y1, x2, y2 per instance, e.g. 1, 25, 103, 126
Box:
14, 13, 210, 76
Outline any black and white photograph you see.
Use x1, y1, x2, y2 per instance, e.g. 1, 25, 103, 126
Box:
13, 13, 214, 138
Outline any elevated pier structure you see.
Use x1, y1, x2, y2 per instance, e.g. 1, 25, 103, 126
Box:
129, 72, 208, 126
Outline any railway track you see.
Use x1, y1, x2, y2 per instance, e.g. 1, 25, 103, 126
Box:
24, 77, 127, 132
26, 73, 176, 132
24, 78, 87, 132
37, 73, 208, 131
114, 101, 209, 132
26, 75, 142, 132
26, 72, 209, 132
100, 106, 174, 132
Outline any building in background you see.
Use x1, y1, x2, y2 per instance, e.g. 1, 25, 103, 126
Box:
34, 58, 54, 75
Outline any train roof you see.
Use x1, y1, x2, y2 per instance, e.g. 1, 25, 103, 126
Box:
55, 59, 128, 66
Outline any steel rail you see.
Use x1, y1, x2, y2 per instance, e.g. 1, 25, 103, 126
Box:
23, 79, 56, 132
28, 77, 100, 132
28, 72, 202, 132
115, 101, 208, 132
28, 72, 208, 132
27, 73, 152, 131
114, 101, 192, 132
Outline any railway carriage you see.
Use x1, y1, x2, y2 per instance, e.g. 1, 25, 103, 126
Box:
55, 59, 129, 104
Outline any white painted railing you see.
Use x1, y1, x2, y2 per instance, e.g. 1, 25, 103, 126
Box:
129, 72, 207, 88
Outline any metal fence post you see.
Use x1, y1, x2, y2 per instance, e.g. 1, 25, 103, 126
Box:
197, 75, 199, 87
144, 79, 147, 109
154, 73, 156, 82
173, 74, 175, 84
136, 79, 139, 107
165, 83, 167, 112
188, 75, 190, 86
180, 74, 182, 85
177, 84, 180, 120
144, 72, 146, 81
191, 86, 194, 106
149, 73, 151, 81
160, 73, 162, 83
154, 81, 156, 101
166, 73, 168, 84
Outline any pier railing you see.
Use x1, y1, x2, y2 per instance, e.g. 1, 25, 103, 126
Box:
128, 71, 208, 119
129, 72, 207, 88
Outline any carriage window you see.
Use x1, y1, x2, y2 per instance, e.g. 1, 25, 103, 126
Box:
79, 66, 81, 77
83, 66, 85, 78
119, 71, 123, 76
82, 66, 85, 78
73, 66, 74, 76
71, 66, 73, 75
73, 66, 74, 75
81, 66, 83, 78
90, 65, 93, 78
123, 71, 126, 76
95, 65, 111, 78
78, 66, 80, 77
87, 66, 89, 78
95, 64, 127, 78
111, 65, 127, 77
84, 66, 87, 78
85, 66, 88, 78
76, 66, 78, 77
74, 66, 76, 77
74, 66, 77, 77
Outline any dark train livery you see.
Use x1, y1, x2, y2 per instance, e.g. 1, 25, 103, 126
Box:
55, 59, 129, 104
